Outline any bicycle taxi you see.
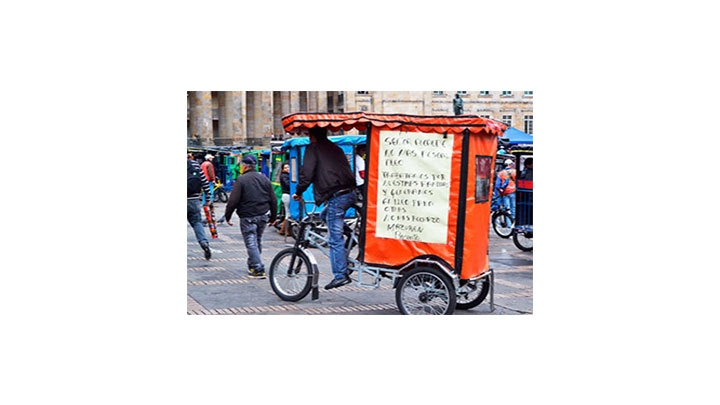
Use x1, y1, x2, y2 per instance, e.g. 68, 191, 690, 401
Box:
268, 112, 507, 315
510, 144, 533, 251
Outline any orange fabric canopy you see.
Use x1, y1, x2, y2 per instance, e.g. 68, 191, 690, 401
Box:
282, 112, 507, 137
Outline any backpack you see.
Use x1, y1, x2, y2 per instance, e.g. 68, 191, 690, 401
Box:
187, 160, 203, 196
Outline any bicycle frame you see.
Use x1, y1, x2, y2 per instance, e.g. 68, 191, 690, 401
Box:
294, 201, 472, 294
293, 200, 404, 290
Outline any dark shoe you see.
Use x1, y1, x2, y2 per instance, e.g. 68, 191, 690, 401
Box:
324, 275, 351, 290
201, 242, 211, 260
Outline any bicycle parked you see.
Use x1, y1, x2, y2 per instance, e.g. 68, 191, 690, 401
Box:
212, 179, 228, 203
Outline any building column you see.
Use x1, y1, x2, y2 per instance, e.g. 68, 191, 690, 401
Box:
190, 91, 213, 146
273, 91, 283, 137
308, 91, 318, 112
232, 91, 245, 144
345, 91, 356, 112
238, 91, 247, 144
316, 91, 328, 113
289, 91, 300, 113
281, 91, 291, 115
217, 91, 243, 146
248, 91, 273, 147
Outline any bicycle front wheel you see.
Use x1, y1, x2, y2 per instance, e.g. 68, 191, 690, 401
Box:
269, 248, 313, 301
491, 211, 513, 238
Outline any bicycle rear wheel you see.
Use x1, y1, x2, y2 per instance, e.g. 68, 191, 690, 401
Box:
395, 267, 456, 315
456, 278, 490, 310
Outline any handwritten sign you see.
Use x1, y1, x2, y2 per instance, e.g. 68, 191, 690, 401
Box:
376, 130, 453, 244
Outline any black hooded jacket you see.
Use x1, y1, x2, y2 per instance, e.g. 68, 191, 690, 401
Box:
296, 139, 356, 204
224, 167, 278, 223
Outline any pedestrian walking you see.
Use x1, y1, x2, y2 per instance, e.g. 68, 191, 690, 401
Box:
187, 156, 212, 260
224, 154, 278, 279
201, 154, 216, 204
293, 126, 357, 290
279, 163, 292, 236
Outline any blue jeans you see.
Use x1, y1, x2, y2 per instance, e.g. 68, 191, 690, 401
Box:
501, 193, 516, 227
201, 189, 213, 205
187, 198, 208, 246
320, 191, 357, 280
239, 214, 268, 272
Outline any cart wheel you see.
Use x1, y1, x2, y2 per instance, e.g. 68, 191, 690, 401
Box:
218, 190, 228, 203
395, 267, 456, 315
268, 248, 313, 301
491, 211, 513, 238
455, 278, 490, 310
512, 231, 533, 251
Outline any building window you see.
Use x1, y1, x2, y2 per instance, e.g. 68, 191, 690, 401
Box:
479, 115, 491, 119
502, 91, 512, 97
357, 91, 369, 95
479, 91, 490, 96
456, 91, 467, 95
432, 91, 444, 95
502, 115, 512, 126
524, 115, 533, 134
524, 91, 533, 96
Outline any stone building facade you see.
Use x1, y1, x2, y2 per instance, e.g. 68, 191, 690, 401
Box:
187, 91, 533, 148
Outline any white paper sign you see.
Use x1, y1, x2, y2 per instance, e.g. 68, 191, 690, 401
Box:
376, 130, 453, 244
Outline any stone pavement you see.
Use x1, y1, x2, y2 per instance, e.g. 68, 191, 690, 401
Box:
187, 202, 533, 315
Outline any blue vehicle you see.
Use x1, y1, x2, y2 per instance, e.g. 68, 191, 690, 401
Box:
510, 145, 533, 251
282, 134, 366, 221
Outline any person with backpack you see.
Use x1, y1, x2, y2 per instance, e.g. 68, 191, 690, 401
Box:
188, 155, 212, 260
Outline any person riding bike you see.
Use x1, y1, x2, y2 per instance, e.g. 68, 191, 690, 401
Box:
496, 159, 516, 227
292, 127, 357, 290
